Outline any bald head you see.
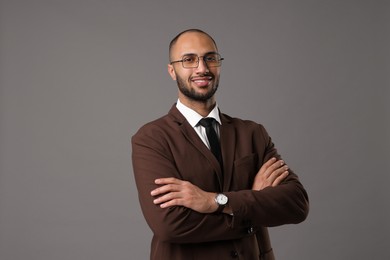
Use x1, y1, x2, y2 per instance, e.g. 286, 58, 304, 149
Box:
169, 29, 218, 61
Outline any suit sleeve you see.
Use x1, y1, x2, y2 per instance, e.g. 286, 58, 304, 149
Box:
131, 124, 252, 244
225, 124, 309, 229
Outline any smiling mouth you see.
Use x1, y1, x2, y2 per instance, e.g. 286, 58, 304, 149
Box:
191, 76, 213, 87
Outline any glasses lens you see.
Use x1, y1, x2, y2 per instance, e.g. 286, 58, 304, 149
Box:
182, 54, 198, 68
204, 53, 221, 67
180, 53, 223, 68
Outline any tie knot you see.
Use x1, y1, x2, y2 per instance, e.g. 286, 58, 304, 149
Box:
198, 118, 215, 128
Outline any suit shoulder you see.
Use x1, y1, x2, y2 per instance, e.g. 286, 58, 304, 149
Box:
222, 113, 267, 131
133, 114, 172, 138
132, 109, 185, 144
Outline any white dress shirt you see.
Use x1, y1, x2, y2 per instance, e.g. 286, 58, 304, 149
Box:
176, 99, 221, 149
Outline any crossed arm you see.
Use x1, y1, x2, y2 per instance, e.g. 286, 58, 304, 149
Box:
151, 157, 289, 214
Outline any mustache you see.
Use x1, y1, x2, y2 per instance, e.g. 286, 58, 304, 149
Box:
190, 72, 214, 80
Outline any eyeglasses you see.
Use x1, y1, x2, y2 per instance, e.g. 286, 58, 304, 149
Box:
170, 53, 224, 68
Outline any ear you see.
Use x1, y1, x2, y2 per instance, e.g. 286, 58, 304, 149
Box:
167, 64, 177, 81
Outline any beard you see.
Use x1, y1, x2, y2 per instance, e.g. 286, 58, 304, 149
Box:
176, 73, 219, 102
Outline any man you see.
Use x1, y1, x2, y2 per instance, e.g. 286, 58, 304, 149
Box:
132, 29, 309, 260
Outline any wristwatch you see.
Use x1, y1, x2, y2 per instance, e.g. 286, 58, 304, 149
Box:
214, 193, 228, 213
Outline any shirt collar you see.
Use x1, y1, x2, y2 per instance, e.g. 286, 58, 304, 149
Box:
176, 99, 221, 127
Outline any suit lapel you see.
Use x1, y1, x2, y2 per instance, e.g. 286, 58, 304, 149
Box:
169, 106, 224, 190
219, 113, 236, 192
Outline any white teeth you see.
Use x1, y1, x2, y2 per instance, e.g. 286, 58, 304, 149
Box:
192, 77, 212, 80
193, 78, 211, 82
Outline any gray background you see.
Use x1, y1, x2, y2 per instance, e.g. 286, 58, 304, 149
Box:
0, 0, 389, 259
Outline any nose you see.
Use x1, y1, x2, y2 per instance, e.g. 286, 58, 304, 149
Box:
195, 57, 209, 73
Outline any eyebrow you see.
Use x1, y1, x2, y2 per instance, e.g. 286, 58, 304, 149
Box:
181, 51, 219, 57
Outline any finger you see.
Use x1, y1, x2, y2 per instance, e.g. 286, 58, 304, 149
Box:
266, 165, 289, 183
157, 193, 191, 208
271, 171, 289, 187
153, 191, 181, 205
271, 160, 285, 170
160, 198, 185, 208
155, 177, 181, 185
263, 160, 285, 178
262, 157, 277, 169
258, 157, 277, 176
151, 183, 180, 196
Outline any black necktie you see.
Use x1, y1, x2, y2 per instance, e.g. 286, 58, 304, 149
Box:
198, 118, 223, 168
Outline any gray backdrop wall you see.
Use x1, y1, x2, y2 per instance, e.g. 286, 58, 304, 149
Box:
0, 0, 389, 259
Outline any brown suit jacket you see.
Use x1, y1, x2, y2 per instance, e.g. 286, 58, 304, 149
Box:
132, 105, 309, 260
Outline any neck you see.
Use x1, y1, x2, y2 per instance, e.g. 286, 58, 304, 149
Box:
178, 96, 216, 117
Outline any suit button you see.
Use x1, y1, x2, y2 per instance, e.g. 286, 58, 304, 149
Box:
230, 250, 238, 258
247, 227, 254, 234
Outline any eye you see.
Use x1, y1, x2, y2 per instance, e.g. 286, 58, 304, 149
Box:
204, 54, 218, 62
182, 55, 196, 63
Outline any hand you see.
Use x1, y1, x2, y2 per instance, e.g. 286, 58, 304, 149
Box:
151, 178, 218, 213
252, 157, 289, 190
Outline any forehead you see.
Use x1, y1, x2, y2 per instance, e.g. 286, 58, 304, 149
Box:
172, 32, 217, 58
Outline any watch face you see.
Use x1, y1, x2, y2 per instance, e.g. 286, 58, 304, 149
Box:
217, 194, 228, 205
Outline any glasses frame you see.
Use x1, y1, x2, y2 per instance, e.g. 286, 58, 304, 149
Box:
170, 53, 224, 68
